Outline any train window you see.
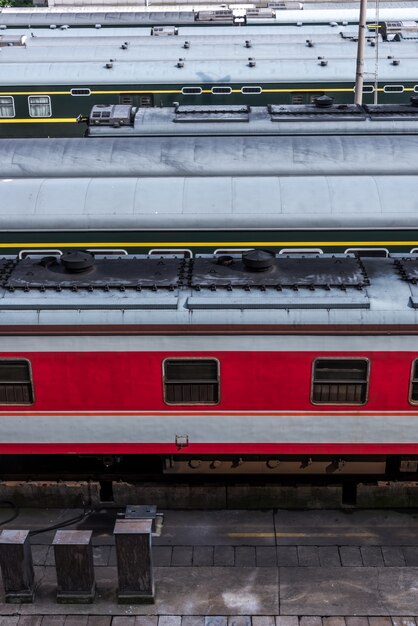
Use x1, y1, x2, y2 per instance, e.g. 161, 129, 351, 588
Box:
241, 86, 262, 94
362, 85, 375, 93
410, 361, 418, 403
415, 86, 418, 93
211, 87, 232, 95
70, 88, 91, 97
0, 96, 15, 118
0, 360, 33, 405
181, 87, 202, 95
312, 359, 369, 405
383, 85, 404, 93
163, 358, 219, 405
28, 95, 51, 118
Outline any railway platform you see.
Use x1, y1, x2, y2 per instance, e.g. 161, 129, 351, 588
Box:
0, 507, 418, 624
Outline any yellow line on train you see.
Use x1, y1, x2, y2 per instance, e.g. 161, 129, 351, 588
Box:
0, 241, 417, 249
0, 240, 418, 248
0, 118, 77, 124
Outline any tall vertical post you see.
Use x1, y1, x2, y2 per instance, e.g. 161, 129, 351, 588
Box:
114, 519, 155, 604
354, 0, 368, 105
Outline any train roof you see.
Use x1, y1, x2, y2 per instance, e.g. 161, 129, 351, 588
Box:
1, 174, 416, 230
85, 103, 418, 137
1, 135, 416, 178
1, 6, 418, 26
1, 32, 414, 64
1, 134, 417, 230
0, 254, 417, 329
1, 55, 415, 85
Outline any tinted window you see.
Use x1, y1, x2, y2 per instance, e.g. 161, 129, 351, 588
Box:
164, 359, 219, 404
312, 359, 368, 404
0, 360, 33, 404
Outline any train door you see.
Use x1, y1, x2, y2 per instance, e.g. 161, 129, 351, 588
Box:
119, 94, 154, 107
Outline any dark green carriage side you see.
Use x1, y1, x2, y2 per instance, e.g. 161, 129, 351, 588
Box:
1, 81, 415, 138
0, 229, 417, 256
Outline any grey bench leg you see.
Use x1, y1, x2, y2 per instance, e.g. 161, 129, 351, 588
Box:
53, 530, 95, 604
114, 519, 155, 604
0, 530, 34, 603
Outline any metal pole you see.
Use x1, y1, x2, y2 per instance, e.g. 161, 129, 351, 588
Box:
354, 0, 368, 105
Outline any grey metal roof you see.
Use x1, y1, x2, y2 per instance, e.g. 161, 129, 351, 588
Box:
1, 6, 418, 26
1, 135, 417, 178
86, 104, 418, 137
0, 11, 196, 26
0, 174, 417, 229
1, 36, 413, 63
1, 55, 415, 85
0, 255, 416, 328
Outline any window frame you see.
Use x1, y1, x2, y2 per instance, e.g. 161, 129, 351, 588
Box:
181, 87, 202, 95
0, 358, 34, 405
70, 88, 91, 97
28, 94, 52, 118
311, 357, 370, 406
211, 86, 232, 95
409, 359, 418, 405
241, 86, 262, 94
383, 84, 404, 94
162, 357, 220, 405
0, 96, 15, 118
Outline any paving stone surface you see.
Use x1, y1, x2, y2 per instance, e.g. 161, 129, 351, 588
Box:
214, 546, 234, 567
235, 547, 256, 567
172, 547, 193, 567
339, 547, 363, 567
255, 547, 277, 567
4, 508, 418, 621
297, 547, 320, 567
318, 547, 341, 567
193, 547, 214, 567
402, 548, 418, 567
153, 547, 173, 567
281, 567, 418, 616
276, 547, 298, 567
275, 619, 298, 626
360, 547, 384, 567
382, 547, 406, 567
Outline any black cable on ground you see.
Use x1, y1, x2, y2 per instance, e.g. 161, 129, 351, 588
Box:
0, 500, 19, 527
29, 507, 93, 537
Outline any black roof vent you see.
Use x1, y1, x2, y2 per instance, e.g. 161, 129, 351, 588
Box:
313, 95, 334, 108
242, 249, 275, 272
61, 250, 95, 273
411, 96, 418, 107
217, 255, 234, 267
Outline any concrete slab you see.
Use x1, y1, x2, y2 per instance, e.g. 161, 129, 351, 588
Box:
280, 567, 418, 616
2, 567, 278, 617
382, 547, 406, 567
154, 511, 275, 547
273, 510, 418, 546
214, 547, 234, 567
318, 547, 341, 568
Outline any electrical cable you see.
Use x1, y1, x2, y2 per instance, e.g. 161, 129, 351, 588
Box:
29, 507, 93, 537
0, 500, 19, 527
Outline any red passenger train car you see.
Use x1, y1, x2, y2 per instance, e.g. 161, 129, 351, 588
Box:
0, 250, 417, 476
